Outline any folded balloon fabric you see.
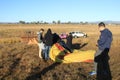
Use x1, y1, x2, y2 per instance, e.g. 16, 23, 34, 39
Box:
49, 43, 96, 63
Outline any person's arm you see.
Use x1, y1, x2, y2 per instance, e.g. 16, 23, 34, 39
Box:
97, 31, 108, 46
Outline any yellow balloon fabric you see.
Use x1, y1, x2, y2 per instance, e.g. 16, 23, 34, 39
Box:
49, 43, 96, 63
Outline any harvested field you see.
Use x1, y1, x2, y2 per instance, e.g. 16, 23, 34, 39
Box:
0, 24, 120, 80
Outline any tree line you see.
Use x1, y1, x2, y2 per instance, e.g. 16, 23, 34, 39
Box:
19, 20, 89, 24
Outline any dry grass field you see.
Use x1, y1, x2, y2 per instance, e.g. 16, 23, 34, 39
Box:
0, 24, 120, 80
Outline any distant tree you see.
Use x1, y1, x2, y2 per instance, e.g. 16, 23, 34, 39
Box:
40, 21, 43, 24
52, 21, 56, 24
30, 21, 40, 24
80, 21, 88, 25
19, 21, 25, 24
31, 21, 36, 24
26, 22, 29, 24
67, 21, 71, 24
37, 21, 40, 24
44, 22, 48, 24
80, 21, 83, 24
57, 20, 61, 24
84, 22, 88, 24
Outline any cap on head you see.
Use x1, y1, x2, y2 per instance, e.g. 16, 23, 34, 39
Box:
98, 22, 105, 27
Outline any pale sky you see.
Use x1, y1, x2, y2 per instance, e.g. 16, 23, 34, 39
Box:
0, 0, 120, 22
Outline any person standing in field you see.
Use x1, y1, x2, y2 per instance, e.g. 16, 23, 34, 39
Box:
37, 28, 45, 58
89, 22, 112, 80
43, 28, 53, 60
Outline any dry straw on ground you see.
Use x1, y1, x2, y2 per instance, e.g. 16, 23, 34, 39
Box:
0, 24, 120, 80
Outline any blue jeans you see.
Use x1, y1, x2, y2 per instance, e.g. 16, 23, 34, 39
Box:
44, 46, 51, 60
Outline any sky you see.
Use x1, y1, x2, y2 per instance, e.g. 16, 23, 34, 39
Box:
0, 0, 120, 22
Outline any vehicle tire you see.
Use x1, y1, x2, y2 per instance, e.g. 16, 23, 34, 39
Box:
83, 35, 87, 38
74, 36, 78, 38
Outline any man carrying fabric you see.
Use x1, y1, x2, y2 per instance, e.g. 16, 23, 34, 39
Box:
89, 22, 113, 80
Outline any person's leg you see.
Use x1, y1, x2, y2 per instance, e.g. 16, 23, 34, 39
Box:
90, 49, 103, 75
102, 60, 112, 80
47, 46, 51, 59
44, 46, 49, 60
94, 49, 103, 72
39, 47, 42, 58
97, 61, 104, 80
102, 49, 112, 80
38, 42, 45, 58
38, 43, 42, 58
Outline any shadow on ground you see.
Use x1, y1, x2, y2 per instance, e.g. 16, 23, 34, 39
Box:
26, 62, 61, 80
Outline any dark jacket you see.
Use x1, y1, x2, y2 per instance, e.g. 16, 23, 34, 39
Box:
52, 33, 61, 44
98, 28, 113, 50
66, 34, 72, 49
44, 29, 53, 46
